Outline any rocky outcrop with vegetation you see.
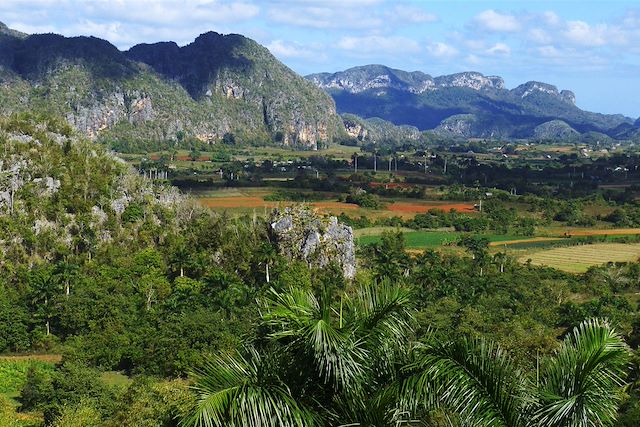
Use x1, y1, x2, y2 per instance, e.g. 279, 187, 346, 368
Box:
308, 64, 637, 141
0, 23, 342, 150
270, 206, 356, 279
342, 113, 421, 145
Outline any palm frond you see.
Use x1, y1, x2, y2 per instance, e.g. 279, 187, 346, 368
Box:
347, 280, 414, 342
531, 318, 631, 427
261, 287, 368, 393
399, 337, 524, 427
181, 347, 320, 427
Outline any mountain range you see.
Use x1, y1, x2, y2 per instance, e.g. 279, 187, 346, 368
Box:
0, 22, 638, 148
0, 22, 341, 150
307, 65, 640, 141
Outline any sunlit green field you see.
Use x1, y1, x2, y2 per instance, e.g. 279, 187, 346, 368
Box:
0, 358, 56, 426
356, 230, 522, 248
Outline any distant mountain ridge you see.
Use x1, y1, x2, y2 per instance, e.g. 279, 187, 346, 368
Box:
0, 23, 342, 149
307, 65, 638, 140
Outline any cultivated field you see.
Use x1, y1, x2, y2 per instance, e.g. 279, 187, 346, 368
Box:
194, 188, 476, 218
520, 243, 640, 273
357, 231, 521, 248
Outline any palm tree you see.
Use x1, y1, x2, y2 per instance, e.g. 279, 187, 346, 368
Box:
493, 252, 509, 274
54, 258, 79, 296
255, 241, 277, 284
183, 282, 631, 427
183, 347, 321, 427
400, 318, 630, 427
183, 281, 414, 426
28, 265, 60, 336
531, 318, 630, 426
169, 239, 191, 278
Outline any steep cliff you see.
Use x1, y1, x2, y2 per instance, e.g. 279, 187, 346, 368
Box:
0, 24, 342, 150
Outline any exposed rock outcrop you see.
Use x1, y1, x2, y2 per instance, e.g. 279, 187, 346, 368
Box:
270, 207, 356, 279
533, 120, 580, 140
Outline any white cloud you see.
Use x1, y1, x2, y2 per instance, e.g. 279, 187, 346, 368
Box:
267, 39, 326, 61
563, 21, 607, 47
267, 4, 383, 30
3, 0, 262, 48
427, 42, 458, 58
537, 45, 563, 58
485, 42, 511, 56
465, 54, 481, 65
474, 9, 521, 32
8, 22, 57, 34
337, 35, 421, 54
90, 0, 260, 27
528, 28, 552, 44
542, 11, 561, 27
390, 5, 437, 24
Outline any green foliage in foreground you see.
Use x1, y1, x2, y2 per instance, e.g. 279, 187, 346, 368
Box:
184, 281, 631, 426
0, 361, 55, 396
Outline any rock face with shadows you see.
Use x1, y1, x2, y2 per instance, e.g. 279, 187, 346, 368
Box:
270, 206, 356, 279
0, 23, 343, 150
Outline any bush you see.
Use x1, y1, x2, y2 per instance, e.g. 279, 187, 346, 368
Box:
345, 188, 383, 209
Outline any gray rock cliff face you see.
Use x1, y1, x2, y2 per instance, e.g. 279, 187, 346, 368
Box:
307, 64, 633, 139
270, 207, 356, 279
0, 26, 342, 150
308, 65, 504, 94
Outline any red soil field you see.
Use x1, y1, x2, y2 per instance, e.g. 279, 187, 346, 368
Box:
387, 202, 475, 213
368, 182, 414, 189
200, 198, 361, 211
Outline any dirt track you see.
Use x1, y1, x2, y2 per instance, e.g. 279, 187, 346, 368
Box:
562, 228, 640, 236
0, 354, 62, 363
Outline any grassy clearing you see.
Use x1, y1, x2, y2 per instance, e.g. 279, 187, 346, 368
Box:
353, 227, 416, 237
100, 371, 133, 388
520, 243, 640, 273
0, 360, 55, 397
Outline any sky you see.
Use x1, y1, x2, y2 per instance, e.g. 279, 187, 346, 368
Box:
1, 0, 639, 117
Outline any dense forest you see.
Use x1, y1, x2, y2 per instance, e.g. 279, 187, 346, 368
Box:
1, 114, 640, 426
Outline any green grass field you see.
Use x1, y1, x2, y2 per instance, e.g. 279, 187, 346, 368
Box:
0, 358, 56, 426
0, 360, 55, 398
0, 357, 132, 426
520, 243, 640, 273
356, 230, 522, 249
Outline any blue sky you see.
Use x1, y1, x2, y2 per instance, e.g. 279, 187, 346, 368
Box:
2, 0, 639, 117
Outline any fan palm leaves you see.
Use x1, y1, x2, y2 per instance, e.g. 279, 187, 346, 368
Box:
183, 280, 631, 427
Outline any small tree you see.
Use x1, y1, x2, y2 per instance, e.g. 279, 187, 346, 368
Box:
458, 235, 490, 276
